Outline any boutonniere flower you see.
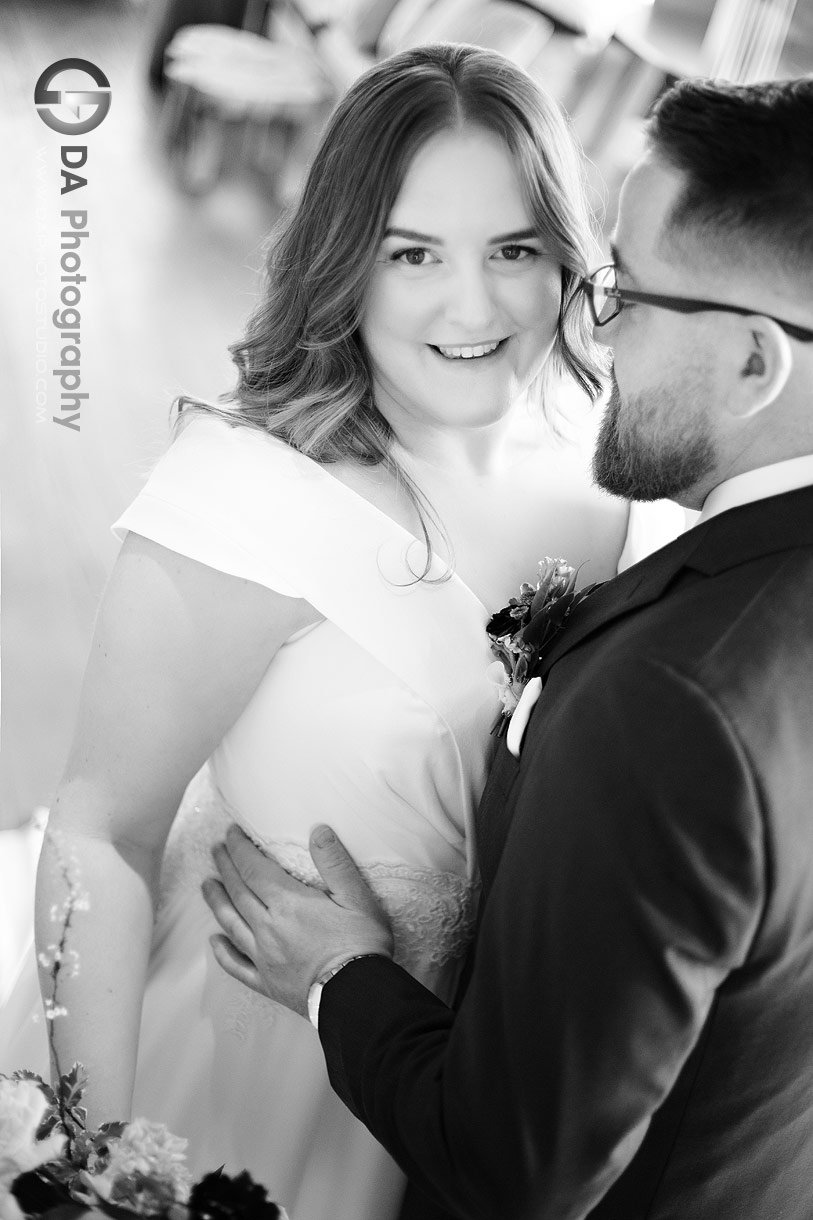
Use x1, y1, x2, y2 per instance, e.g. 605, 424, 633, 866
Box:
486, 557, 601, 737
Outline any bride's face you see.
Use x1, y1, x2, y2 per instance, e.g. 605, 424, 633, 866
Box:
358, 123, 562, 441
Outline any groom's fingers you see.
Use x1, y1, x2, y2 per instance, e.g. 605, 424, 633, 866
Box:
209, 933, 264, 995
223, 824, 302, 899
211, 838, 276, 927
309, 824, 380, 915
202, 876, 257, 961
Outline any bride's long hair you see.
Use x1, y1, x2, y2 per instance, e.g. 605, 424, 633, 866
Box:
177, 42, 604, 559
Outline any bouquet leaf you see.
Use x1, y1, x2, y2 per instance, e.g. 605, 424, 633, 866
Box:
11, 1169, 75, 1215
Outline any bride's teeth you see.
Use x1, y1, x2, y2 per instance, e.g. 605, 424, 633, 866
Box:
436, 340, 501, 359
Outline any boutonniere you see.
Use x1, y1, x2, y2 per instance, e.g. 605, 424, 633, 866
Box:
486, 557, 601, 737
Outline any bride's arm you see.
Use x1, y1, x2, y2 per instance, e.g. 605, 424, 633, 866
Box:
35, 531, 317, 1126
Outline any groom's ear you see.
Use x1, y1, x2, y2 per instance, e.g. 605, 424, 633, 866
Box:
731, 318, 792, 419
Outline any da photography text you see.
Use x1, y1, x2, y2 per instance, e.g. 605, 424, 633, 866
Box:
34, 58, 111, 432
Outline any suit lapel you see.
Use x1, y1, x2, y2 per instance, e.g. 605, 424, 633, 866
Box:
473, 485, 813, 904
537, 483, 813, 682
536, 523, 708, 682
475, 523, 706, 890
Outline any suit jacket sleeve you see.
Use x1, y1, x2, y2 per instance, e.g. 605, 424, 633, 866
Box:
319, 654, 766, 1220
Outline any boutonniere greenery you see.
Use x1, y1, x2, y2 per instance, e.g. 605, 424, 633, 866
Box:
486, 557, 601, 737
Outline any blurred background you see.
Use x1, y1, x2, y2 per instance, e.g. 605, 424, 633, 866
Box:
2, 0, 812, 836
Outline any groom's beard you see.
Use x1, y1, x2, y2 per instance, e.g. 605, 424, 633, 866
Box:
593, 371, 715, 501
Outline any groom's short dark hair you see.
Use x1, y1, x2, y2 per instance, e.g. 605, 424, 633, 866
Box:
646, 75, 813, 279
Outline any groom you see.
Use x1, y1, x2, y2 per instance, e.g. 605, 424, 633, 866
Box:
204, 76, 813, 1219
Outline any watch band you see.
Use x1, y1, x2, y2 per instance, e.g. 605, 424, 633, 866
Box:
307, 953, 382, 1029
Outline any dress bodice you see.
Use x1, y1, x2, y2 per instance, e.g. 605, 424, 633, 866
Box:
113, 415, 496, 996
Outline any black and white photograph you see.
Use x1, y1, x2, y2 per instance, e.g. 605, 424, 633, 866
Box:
1, 1, 812, 1217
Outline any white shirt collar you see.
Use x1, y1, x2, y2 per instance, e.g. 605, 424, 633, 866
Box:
697, 454, 813, 525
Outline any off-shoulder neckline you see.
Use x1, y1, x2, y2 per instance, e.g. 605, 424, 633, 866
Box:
189, 415, 490, 618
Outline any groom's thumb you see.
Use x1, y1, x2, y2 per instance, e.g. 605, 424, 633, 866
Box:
311, 824, 340, 852
310, 825, 371, 910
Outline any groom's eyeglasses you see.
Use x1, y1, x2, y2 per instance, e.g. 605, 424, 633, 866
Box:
580, 263, 813, 342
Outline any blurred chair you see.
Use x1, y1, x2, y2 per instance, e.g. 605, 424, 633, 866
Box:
159, 0, 559, 197
147, 0, 256, 90
508, 0, 648, 45
504, 1, 655, 138
160, 11, 335, 195
703, 0, 800, 81
571, 0, 807, 171
377, 0, 555, 67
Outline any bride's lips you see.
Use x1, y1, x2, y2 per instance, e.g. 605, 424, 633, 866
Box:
429, 338, 509, 361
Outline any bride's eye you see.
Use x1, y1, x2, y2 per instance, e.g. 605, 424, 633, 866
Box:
495, 244, 538, 262
390, 247, 438, 266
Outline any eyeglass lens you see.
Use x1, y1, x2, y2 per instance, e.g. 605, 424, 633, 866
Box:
594, 266, 619, 325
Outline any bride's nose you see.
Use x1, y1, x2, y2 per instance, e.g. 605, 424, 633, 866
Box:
442, 264, 499, 333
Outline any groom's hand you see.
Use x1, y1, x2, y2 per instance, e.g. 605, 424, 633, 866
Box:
202, 824, 394, 1018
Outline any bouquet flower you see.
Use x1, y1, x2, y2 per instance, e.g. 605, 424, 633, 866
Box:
0, 1067, 287, 1220
3, 835, 287, 1220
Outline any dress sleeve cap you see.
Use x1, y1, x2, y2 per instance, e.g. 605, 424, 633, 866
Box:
111, 416, 306, 599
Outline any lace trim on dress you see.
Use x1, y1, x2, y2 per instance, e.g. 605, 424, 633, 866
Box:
158, 769, 477, 1039
264, 841, 477, 973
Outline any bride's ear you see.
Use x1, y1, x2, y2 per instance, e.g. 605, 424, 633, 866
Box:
732, 317, 792, 419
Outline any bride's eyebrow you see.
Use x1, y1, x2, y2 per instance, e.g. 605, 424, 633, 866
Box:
490, 228, 539, 243
383, 227, 442, 243
382, 226, 540, 244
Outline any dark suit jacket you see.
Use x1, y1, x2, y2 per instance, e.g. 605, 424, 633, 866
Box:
319, 485, 813, 1220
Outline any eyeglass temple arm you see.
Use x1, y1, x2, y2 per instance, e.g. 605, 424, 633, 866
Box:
582, 279, 813, 342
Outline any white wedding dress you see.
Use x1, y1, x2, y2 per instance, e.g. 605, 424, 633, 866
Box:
0, 416, 686, 1219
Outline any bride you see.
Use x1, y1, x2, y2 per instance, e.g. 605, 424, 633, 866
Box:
2, 43, 680, 1220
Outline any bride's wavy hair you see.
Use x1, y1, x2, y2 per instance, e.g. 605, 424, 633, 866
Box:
177, 42, 605, 562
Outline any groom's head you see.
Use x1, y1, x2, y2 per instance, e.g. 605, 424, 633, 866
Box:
591, 75, 813, 509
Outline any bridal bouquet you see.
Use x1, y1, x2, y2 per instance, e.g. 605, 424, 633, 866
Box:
4, 835, 287, 1220
0, 1066, 286, 1220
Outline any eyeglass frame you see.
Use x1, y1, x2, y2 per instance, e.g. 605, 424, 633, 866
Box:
580, 263, 813, 344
